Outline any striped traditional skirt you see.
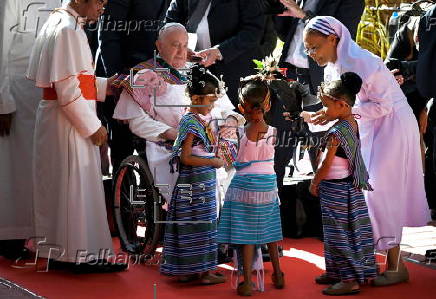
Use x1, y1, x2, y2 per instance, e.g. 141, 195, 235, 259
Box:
160, 163, 218, 276
319, 179, 377, 283
217, 173, 283, 245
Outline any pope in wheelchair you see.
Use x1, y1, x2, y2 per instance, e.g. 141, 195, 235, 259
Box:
110, 23, 243, 254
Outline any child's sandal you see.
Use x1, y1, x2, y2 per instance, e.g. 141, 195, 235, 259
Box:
272, 271, 285, 289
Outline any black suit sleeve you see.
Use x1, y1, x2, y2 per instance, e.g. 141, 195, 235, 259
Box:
217, 0, 265, 63
98, 0, 131, 76
417, 5, 436, 98
273, 16, 294, 42
332, 0, 365, 39
164, 0, 189, 24
258, 16, 278, 58
261, 0, 285, 15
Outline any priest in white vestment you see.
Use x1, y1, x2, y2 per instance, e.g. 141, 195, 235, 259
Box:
26, 0, 125, 271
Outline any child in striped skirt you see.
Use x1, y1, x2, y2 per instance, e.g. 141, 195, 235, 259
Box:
308, 72, 377, 296
160, 65, 226, 285
218, 76, 284, 296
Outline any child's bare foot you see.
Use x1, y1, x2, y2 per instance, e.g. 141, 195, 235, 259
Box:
200, 272, 226, 285
178, 274, 199, 283
237, 281, 253, 296
272, 271, 285, 289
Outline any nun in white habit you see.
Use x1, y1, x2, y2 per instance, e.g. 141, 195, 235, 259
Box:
302, 16, 430, 286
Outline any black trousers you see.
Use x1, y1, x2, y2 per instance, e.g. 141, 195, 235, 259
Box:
274, 129, 296, 192
424, 103, 436, 210
273, 63, 324, 192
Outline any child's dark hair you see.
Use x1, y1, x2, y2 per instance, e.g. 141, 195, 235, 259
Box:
321, 72, 362, 106
186, 64, 220, 96
239, 75, 270, 112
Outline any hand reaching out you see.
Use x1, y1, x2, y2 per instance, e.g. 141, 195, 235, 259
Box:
310, 109, 330, 126
278, 0, 305, 18
197, 48, 222, 67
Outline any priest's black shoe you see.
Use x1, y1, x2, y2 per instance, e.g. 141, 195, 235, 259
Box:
72, 259, 128, 274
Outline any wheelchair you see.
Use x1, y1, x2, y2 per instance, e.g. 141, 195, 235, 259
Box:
112, 136, 234, 264
112, 137, 167, 256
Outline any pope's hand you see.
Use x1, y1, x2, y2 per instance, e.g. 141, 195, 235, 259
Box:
160, 128, 178, 141
211, 157, 225, 168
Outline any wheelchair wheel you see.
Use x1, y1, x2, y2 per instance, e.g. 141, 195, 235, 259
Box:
113, 155, 166, 255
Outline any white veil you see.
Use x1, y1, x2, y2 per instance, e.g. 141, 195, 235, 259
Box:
305, 16, 381, 82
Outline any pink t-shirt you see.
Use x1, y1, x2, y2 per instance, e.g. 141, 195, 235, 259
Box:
236, 126, 276, 174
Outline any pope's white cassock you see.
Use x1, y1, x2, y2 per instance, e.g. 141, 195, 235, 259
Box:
0, 0, 62, 242
26, 2, 113, 262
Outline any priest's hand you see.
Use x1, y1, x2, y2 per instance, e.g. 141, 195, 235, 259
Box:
90, 126, 108, 146
279, 0, 306, 18
0, 113, 13, 137
106, 73, 118, 96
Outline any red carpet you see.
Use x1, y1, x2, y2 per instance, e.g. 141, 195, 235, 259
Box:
0, 238, 435, 299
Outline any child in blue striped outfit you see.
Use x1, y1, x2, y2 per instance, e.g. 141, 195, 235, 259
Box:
217, 76, 284, 296
308, 72, 376, 296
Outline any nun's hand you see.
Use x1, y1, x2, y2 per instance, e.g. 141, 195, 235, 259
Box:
419, 108, 428, 134
300, 111, 313, 123
311, 110, 330, 126
395, 74, 405, 86
391, 69, 404, 86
